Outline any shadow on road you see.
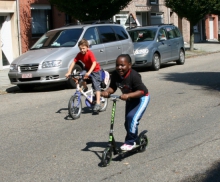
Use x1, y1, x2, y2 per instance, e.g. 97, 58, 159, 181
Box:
133, 62, 177, 73
5, 83, 68, 94
81, 141, 141, 167
162, 72, 220, 92
181, 161, 220, 182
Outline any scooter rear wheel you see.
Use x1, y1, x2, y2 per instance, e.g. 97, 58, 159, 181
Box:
101, 147, 112, 167
138, 134, 148, 152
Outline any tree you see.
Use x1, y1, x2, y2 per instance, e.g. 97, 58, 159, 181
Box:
212, 1, 220, 15
48, 0, 132, 22
165, 0, 218, 51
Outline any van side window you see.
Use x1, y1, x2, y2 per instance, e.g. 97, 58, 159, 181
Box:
174, 27, 181, 37
166, 26, 178, 39
97, 26, 117, 43
112, 26, 128, 40
157, 28, 167, 41
83, 27, 100, 44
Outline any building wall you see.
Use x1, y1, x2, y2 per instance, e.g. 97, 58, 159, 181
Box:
19, 0, 66, 53
0, 0, 19, 69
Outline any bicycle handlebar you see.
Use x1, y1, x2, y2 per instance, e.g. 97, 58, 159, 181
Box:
68, 74, 83, 78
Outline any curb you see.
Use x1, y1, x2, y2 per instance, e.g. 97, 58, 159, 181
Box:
185, 50, 220, 59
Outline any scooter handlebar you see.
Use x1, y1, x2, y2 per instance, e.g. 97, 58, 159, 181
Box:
110, 94, 120, 99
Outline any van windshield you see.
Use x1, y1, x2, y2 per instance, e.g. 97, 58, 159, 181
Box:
30, 28, 83, 49
128, 28, 157, 42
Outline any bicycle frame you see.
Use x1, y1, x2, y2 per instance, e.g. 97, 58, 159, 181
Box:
71, 75, 95, 105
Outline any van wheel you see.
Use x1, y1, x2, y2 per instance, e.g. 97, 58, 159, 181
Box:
67, 64, 83, 89
176, 49, 185, 65
151, 53, 160, 71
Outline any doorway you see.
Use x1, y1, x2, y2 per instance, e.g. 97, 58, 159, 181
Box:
0, 15, 12, 69
209, 17, 214, 39
136, 12, 148, 26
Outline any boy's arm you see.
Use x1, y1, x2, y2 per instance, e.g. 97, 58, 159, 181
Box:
65, 61, 76, 78
121, 90, 143, 101
101, 87, 115, 98
84, 61, 96, 79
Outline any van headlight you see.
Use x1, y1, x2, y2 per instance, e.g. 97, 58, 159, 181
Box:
42, 60, 62, 68
10, 64, 18, 71
134, 49, 149, 55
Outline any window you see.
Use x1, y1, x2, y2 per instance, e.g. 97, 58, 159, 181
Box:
150, 13, 163, 25
174, 27, 181, 37
112, 26, 128, 40
150, 0, 158, 5
97, 26, 117, 43
31, 4, 52, 37
165, 26, 181, 39
31, 28, 83, 49
157, 28, 167, 41
128, 28, 157, 42
83, 27, 100, 44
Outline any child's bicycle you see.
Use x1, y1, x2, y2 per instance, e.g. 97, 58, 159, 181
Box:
68, 71, 109, 119
101, 94, 148, 167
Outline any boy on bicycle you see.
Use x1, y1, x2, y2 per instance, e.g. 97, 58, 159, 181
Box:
101, 54, 150, 151
65, 38, 102, 112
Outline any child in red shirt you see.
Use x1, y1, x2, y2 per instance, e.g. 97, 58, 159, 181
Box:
65, 39, 102, 112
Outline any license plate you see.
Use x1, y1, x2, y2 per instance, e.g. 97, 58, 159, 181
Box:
22, 73, 32, 78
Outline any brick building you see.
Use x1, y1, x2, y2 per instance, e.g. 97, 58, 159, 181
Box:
0, 0, 72, 70
113, 0, 219, 43
113, 0, 190, 43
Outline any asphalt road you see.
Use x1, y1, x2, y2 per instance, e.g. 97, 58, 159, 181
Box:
1, 53, 220, 182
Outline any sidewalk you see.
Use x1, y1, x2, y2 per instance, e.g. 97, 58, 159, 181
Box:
0, 40, 220, 93
185, 40, 220, 58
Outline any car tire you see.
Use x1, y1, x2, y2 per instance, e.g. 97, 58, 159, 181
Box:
151, 53, 160, 71
176, 49, 185, 65
17, 84, 35, 91
67, 64, 83, 89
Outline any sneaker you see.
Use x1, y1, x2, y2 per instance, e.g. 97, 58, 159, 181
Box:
120, 142, 136, 151
93, 104, 101, 112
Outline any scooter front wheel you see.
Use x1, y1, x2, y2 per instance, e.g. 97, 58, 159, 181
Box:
101, 147, 112, 167
138, 134, 148, 152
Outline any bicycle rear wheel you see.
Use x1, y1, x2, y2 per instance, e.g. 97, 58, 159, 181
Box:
68, 95, 82, 119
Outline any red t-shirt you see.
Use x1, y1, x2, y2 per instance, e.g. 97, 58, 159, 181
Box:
74, 50, 101, 72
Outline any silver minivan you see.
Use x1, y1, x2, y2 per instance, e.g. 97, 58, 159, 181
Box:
8, 23, 134, 91
128, 24, 185, 71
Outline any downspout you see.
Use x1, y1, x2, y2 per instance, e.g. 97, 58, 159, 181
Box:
16, 0, 22, 55
167, 7, 170, 24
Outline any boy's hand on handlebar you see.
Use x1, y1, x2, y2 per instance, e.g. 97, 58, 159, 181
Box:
83, 72, 90, 79
65, 73, 70, 78
120, 94, 129, 101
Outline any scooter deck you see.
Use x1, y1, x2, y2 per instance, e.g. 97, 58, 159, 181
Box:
119, 144, 141, 153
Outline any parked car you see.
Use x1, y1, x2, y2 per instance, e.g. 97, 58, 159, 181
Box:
128, 24, 185, 70
8, 23, 134, 91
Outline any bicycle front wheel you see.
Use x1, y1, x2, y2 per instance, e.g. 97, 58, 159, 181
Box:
68, 95, 82, 119
99, 97, 108, 112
